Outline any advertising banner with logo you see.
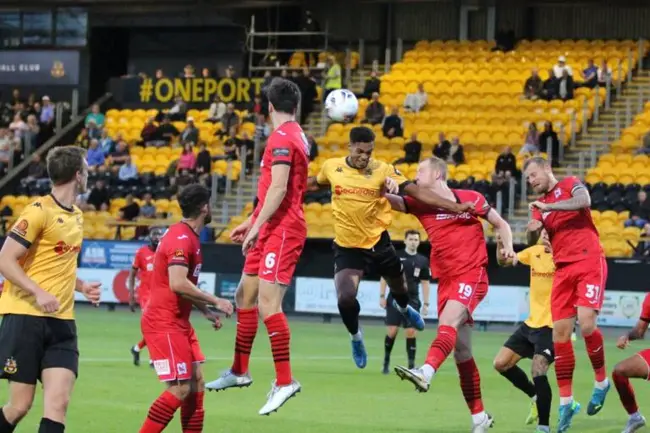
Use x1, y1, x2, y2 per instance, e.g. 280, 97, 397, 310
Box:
80, 240, 146, 269
597, 290, 648, 327
75, 268, 216, 304
0, 50, 80, 86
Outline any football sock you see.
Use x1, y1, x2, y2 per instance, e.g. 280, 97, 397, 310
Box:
457, 358, 484, 415
265, 313, 292, 386
390, 291, 410, 309
232, 307, 259, 375
533, 375, 552, 427
38, 418, 64, 433
553, 340, 575, 403
584, 329, 607, 382
406, 337, 417, 369
384, 335, 395, 365
500, 365, 536, 398
0, 408, 16, 433
613, 371, 639, 415
338, 298, 361, 335
137, 339, 147, 350
140, 390, 183, 433
181, 391, 204, 433
424, 325, 457, 370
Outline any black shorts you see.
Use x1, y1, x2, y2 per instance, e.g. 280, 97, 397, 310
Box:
0, 314, 79, 384
385, 294, 421, 327
504, 323, 554, 364
333, 231, 402, 279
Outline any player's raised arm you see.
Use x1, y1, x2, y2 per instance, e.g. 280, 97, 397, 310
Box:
486, 208, 516, 263
384, 193, 408, 212
531, 182, 591, 212
617, 297, 650, 349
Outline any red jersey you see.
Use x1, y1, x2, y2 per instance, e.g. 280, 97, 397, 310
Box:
254, 121, 309, 235
641, 293, 650, 322
142, 222, 202, 333
404, 189, 491, 278
132, 245, 156, 295
531, 176, 602, 265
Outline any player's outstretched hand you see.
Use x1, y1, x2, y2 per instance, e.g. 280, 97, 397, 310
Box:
500, 248, 518, 265
36, 290, 60, 314
214, 297, 234, 317
456, 201, 475, 214
384, 177, 399, 195
202, 309, 223, 330
230, 219, 252, 244
527, 219, 543, 232
242, 225, 260, 256
529, 201, 548, 212
81, 281, 102, 307
616, 335, 630, 350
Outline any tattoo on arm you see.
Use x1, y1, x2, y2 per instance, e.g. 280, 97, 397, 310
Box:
547, 187, 591, 211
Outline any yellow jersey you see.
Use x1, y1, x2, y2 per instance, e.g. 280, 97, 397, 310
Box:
0, 195, 83, 320
317, 157, 408, 249
517, 245, 554, 329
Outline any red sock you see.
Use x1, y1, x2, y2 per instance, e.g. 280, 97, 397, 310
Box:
264, 312, 292, 386
457, 358, 484, 415
137, 339, 147, 350
140, 391, 183, 433
232, 307, 259, 375
584, 328, 607, 382
613, 371, 639, 415
554, 340, 576, 398
181, 391, 204, 432
424, 325, 457, 370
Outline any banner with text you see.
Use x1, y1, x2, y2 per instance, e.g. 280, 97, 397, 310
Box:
80, 240, 146, 269
0, 50, 80, 86
74, 268, 216, 304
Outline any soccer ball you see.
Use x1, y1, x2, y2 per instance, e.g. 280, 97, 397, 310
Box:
325, 89, 359, 122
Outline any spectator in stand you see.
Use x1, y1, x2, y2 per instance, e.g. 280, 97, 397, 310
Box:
224, 65, 236, 78
75, 128, 90, 148
24, 114, 40, 152
520, 123, 540, 154
637, 132, 650, 155
597, 60, 612, 87
201, 68, 212, 78
238, 132, 255, 173
542, 69, 558, 100
119, 194, 140, 221
87, 179, 110, 211
362, 92, 385, 125
577, 59, 598, 88
207, 95, 226, 123
382, 107, 403, 138
87, 120, 102, 140
85, 104, 105, 129
223, 138, 240, 161
634, 223, 650, 257
40, 96, 55, 140
433, 133, 451, 159
403, 83, 428, 113
625, 191, 650, 228
22, 153, 47, 187
553, 56, 573, 78
394, 133, 422, 165
30, 101, 42, 121
110, 140, 130, 172
155, 69, 164, 79
140, 193, 157, 218
323, 55, 342, 102
10, 89, 23, 109
218, 104, 239, 137
255, 113, 271, 142
0, 137, 10, 175
362, 71, 381, 99
157, 96, 186, 122
295, 68, 317, 125
557, 69, 574, 101
445, 137, 465, 166
178, 142, 197, 171
180, 117, 199, 144
99, 129, 115, 155
250, 94, 264, 118
523, 68, 543, 99
196, 142, 212, 184
157, 116, 179, 145
86, 139, 106, 173
140, 117, 159, 146
9, 113, 26, 140
493, 146, 517, 181
538, 122, 561, 166
118, 156, 139, 185
183, 65, 195, 78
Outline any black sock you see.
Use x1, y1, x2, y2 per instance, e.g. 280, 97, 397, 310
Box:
406, 337, 417, 368
384, 335, 395, 364
390, 291, 409, 309
500, 365, 536, 398
38, 418, 64, 433
533, 375, 552, 427
0, 408, 16, 433
338, 298, 361, 335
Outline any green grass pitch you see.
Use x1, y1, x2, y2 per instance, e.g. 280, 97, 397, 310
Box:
2, 307, 648, 432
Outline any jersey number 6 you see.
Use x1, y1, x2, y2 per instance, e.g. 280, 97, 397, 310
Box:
265, 253, 277, 269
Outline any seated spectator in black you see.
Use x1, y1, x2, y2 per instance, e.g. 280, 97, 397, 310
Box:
362, 92, 385, 125
403, 83, 428, 113
196, 142, 212, 183
140, 193, 157, 218
207, 96, 226, 123
87, 139, 106, 173
494, 24, 515, 52
176, 169, 195, 187
217, 104, 239, 137
180, 117, 199, 144
87, 179, 110, 211
140, 117, 159, 147
157, 116, 179, 145
156, 96, 186, 122
75, 128, 90, 148
308, 135, 318, 162
110, 140, 130, 172
202, 68, 212, 78
29, 101, 42, 121
538, 122, 561, 166
577, 59, 598, 88
394, 133, 422, 165
118, 156, 139, 185
557, 69, 574, 101
523, 68, 543, 100
433, 132, 451, 159
10, 89, 23, 109
634, 223, 650, 257
542, 69, 558, 101
362, 71, 381, 99
625, 191, 650, 228
597, 60, 612, 87
119, 194, 140, 221
295, 68, 317, 125
446, 137, 465, 166
223, 138, 240, 161
492, 146, 517, 182
382, 107, 403, 138
248, 95, 264, 121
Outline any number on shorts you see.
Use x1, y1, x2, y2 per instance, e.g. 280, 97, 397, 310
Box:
458, 283, 473, 297
585, 284, 600, 300
264, 252, 276, 269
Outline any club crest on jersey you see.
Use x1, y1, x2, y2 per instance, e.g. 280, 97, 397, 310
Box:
554, 189, 562, 198
336, 166, 343, 173
364, 168, 373, 178
174, 249, 185, 258
3, 357, 17, 374
541, 211, 551, 220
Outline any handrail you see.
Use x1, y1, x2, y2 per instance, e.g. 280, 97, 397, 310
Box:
0, 92, 113, 192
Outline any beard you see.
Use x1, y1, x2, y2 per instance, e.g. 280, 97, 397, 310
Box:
203, 213, 212, 225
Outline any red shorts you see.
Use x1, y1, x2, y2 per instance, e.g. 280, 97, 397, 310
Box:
636, 349, 650, 381
145, 328, 205, 382
243, 226, 306, 285
551, 255, 607, 321
437, 267, 488, 325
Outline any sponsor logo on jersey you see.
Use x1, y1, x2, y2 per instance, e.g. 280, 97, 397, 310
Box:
174, 249, 185, 258
53, 240, 81, 255
3, 357, 17, 374
334, 185, 380, 197
153, 359, 170, 376
272, 148, 290, 157
435, 212, 472, 220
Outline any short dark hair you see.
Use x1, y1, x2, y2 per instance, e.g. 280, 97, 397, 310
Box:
178, 184, 211, 219
523, 156, 549, 171
349, 126, 375, 144
46, 146, 86, 186
405, 229, 420, 240
266, 77, 301, 114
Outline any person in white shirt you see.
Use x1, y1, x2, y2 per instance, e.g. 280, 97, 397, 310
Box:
553, 56, 573, 78
403, 83, 428, 113
207, 95, 227, 123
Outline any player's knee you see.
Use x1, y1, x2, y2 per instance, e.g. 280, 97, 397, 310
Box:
337, 290, 356, 306
235, 275, 258, 308
492, 357, 510, 373
5, 400, 32, 423
552, 322, 573, 343
578, 320, 597, 337
454, 348, 472, 364
44, 391, 70, 418
612, 362, 628, 378
405, 328, 416, 338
